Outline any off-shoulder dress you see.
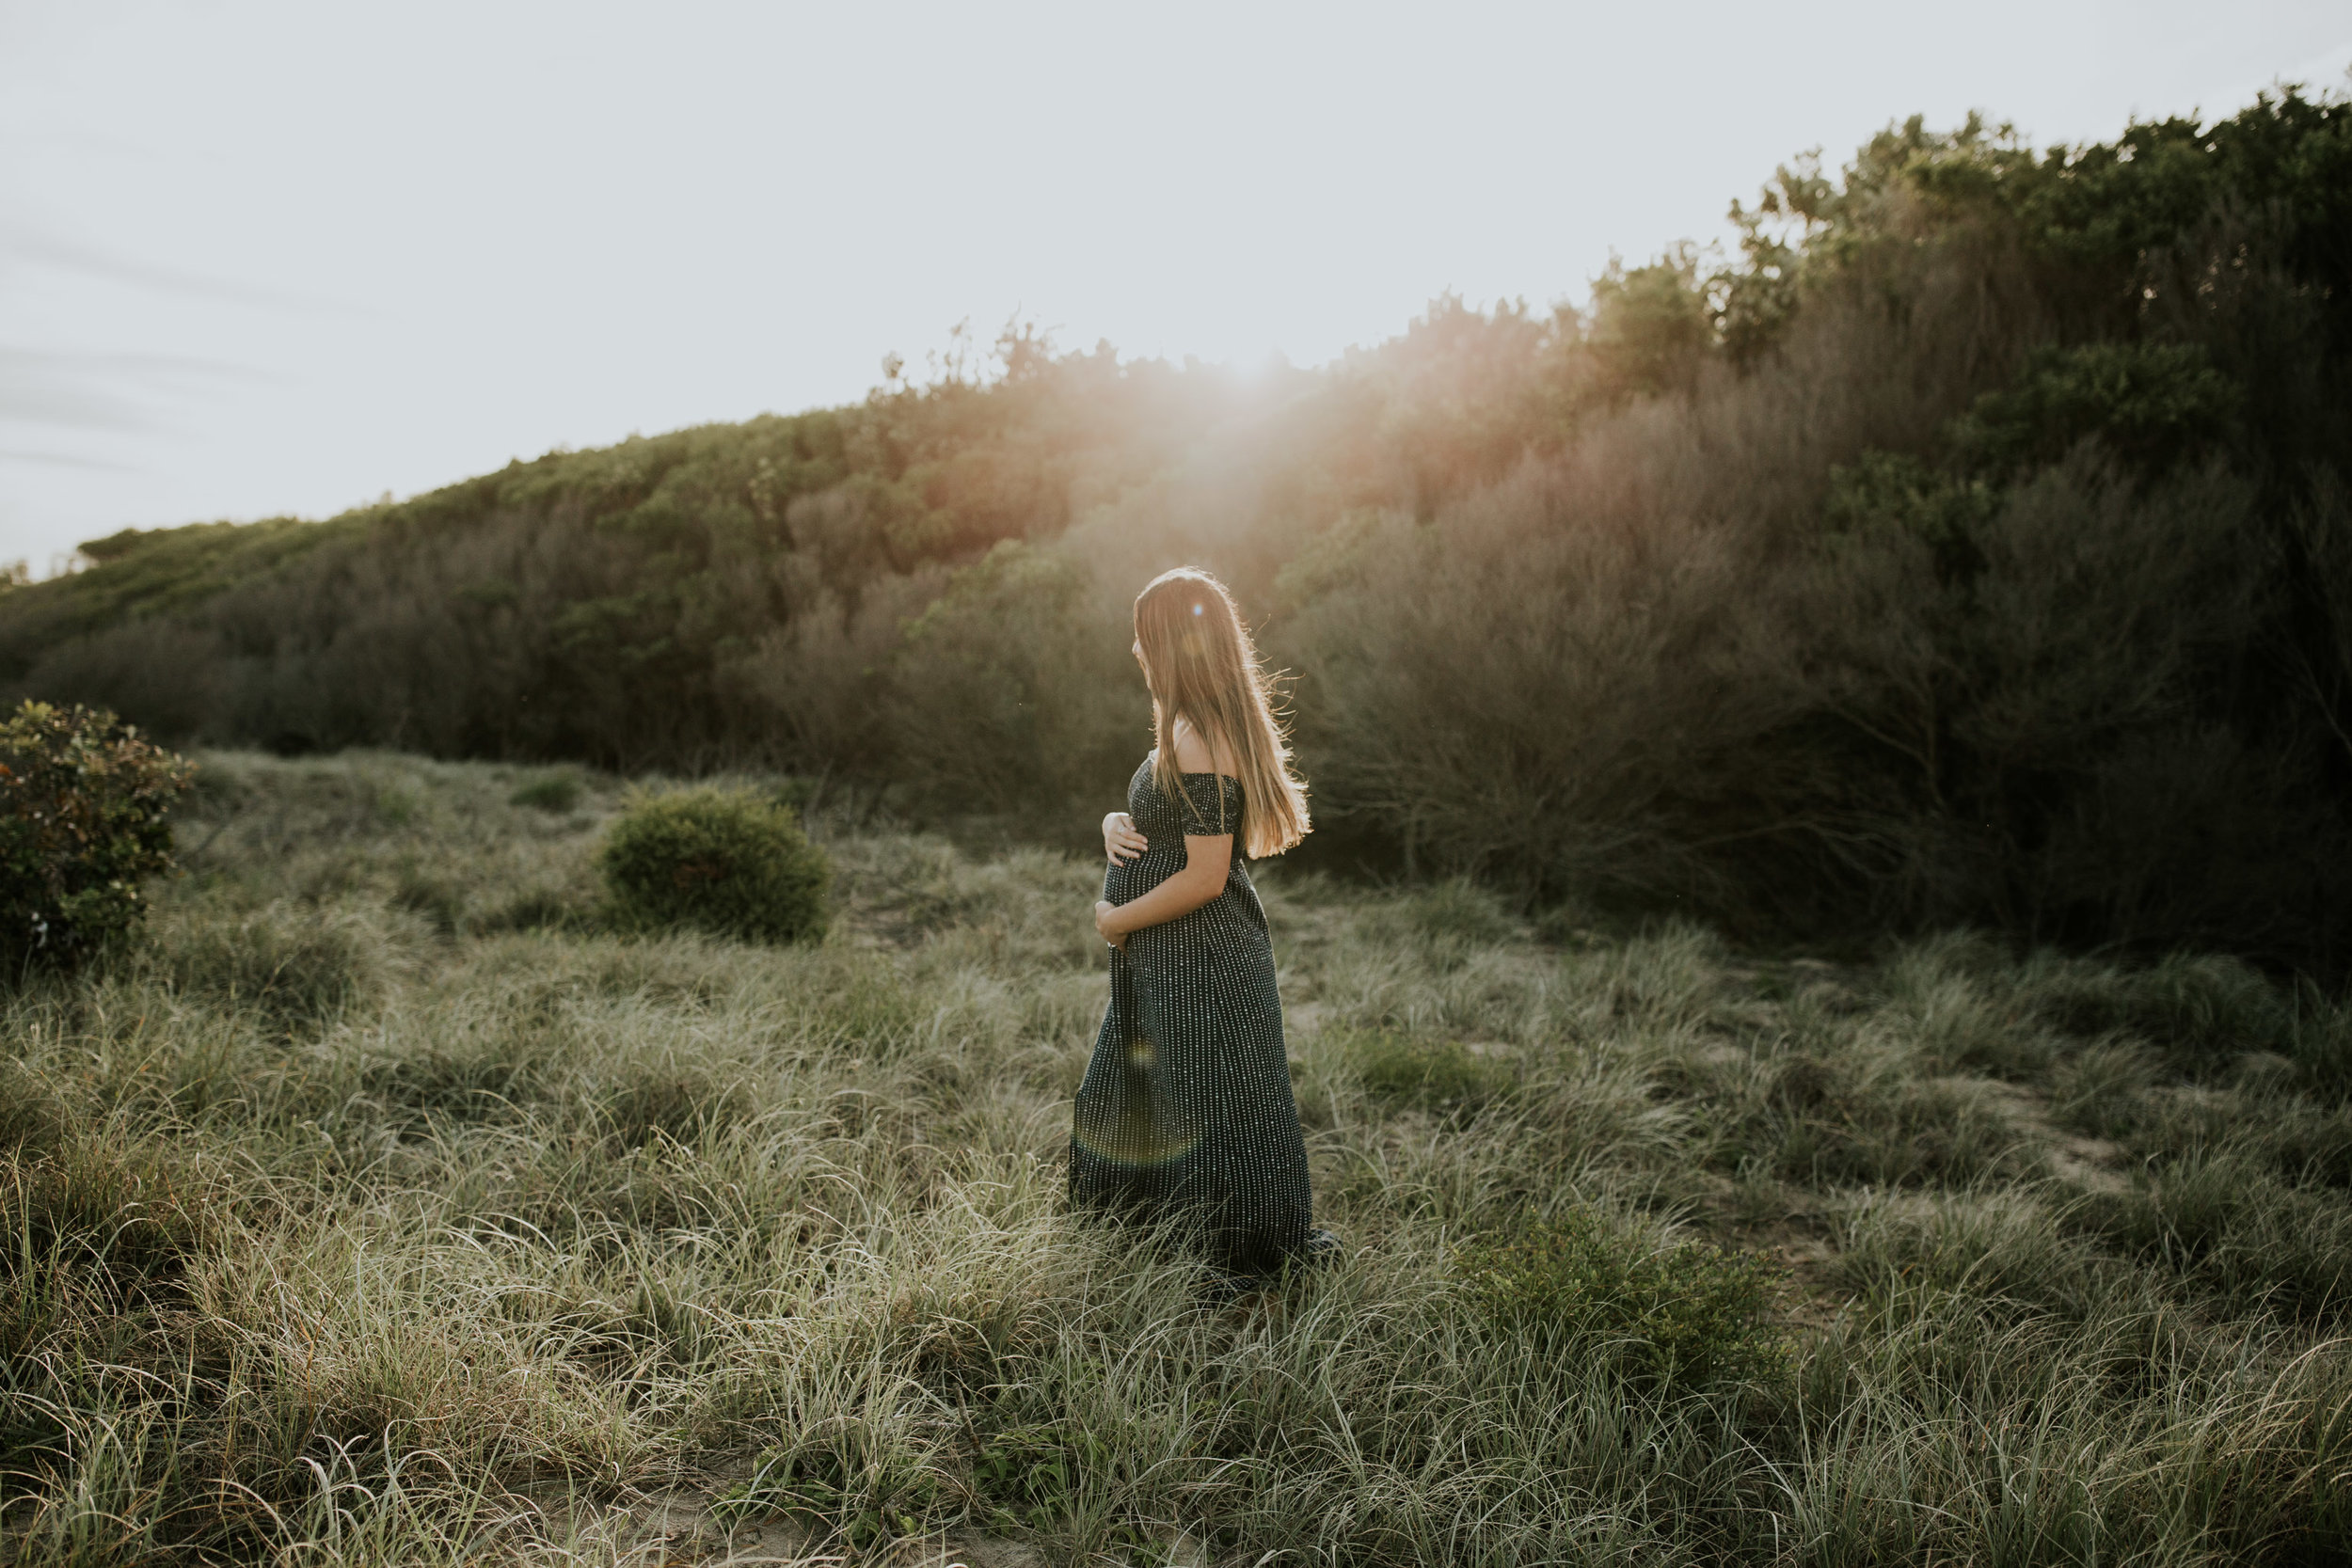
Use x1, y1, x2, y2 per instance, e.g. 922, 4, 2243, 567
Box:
1068, 753, 1314, 1275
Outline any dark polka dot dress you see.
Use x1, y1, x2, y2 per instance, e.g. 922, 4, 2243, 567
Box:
1069, 754, 1313, 1276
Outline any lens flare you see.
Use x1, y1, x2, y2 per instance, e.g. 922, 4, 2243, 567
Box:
1072, 1028, 1199, 1167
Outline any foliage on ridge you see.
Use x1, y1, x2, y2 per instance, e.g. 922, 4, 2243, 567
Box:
6, 86, 2350, 975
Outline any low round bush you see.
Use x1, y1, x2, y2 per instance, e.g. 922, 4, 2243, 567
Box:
1, 700, 194, 971
598, 786, 830, 944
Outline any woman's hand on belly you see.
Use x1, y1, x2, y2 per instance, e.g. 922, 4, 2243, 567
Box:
1089, 831, 1232, 948
1103, 811, 1148, 864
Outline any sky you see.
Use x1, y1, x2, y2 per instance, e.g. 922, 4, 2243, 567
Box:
2, 1, 2347, 575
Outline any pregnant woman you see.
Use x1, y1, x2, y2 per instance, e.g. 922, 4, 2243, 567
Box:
1072, 565, 1328, 1294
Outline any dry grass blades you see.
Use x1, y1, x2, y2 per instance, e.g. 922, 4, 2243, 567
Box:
3, 751, 2351, 1563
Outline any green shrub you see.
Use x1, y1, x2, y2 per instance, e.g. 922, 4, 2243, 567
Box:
508, 769, 583, 814
597, 786, 830, 944
0, 701, 194, 971
1458, 1208, 1788, 1395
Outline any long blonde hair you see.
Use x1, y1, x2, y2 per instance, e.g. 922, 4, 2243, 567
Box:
1135, 567, 1311, 859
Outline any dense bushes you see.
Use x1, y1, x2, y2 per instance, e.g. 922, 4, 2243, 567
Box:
0, 701, 194, 971
0, 345, 1240, 774
1273, 94, 2352, 971
877, 541, 1140, 816
598, 786, 830, 943
6, 88, 2349, 975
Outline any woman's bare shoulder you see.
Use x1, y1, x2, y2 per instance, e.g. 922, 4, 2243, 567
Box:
1169, 717, 1237, 776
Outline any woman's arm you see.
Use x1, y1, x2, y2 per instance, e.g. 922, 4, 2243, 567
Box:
1095, 832, 1231, 947
1093, 717, 1236, 947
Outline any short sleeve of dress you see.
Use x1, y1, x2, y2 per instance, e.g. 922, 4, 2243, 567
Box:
1176, 773, 1244, 836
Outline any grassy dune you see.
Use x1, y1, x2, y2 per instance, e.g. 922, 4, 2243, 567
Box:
6, 752, 2352, 1564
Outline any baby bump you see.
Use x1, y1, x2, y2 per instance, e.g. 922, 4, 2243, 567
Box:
1103, 846, 1187, 908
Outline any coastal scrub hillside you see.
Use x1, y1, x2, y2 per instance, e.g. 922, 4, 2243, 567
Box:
6, 89, 2349, 974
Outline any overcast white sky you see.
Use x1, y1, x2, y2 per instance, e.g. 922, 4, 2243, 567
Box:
2, 1, 2346, 574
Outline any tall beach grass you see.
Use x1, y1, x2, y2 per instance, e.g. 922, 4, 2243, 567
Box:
4, 750, 2349, 1563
